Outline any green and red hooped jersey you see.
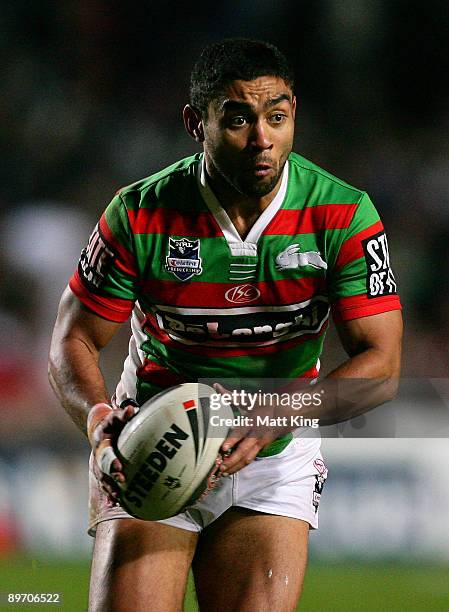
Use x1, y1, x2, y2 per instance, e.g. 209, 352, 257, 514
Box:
69, 152, 401, 405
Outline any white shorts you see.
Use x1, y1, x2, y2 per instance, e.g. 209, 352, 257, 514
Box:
88, 437, 327, 535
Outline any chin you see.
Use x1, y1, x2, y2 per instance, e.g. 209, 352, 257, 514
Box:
239, 175, 280, 198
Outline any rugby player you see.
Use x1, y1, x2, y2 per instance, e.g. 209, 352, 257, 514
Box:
49, 39, 402, 611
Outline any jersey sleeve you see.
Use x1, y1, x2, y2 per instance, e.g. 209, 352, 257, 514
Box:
69, 193, 138, 322
328, 192, 402, 322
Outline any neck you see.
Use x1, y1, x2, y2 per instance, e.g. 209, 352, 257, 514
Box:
204, 155, 284, 238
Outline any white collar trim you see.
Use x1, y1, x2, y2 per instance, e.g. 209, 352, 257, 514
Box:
197, 158, 289, 257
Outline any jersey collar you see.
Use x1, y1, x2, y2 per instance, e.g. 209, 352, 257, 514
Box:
197, 157, 289, 257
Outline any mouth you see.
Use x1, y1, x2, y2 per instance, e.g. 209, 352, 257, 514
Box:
251, 163, 274, 177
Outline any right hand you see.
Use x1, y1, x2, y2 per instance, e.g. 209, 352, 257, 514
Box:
87, 402, 138, 505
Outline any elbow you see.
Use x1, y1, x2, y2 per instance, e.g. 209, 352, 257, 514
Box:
48, 329, 61, 385
48, 356, 57, 391
381, 351, 402, 403
48, 344, 63, 398
382, 375, 400, 403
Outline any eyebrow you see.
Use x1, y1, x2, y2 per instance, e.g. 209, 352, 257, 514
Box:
219, 93, 292, 113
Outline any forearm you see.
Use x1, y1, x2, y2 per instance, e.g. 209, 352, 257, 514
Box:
298, 310, 403, 426
275, 343, 401, 428
316, 346, 401, 425
48, 336, 111, 436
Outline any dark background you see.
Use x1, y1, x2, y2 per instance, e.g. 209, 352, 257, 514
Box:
2, 1, 448, 389
0, 0, 448, 571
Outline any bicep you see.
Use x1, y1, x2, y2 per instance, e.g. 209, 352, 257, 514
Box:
51, 286, 122, 356
335, 310, 403, 367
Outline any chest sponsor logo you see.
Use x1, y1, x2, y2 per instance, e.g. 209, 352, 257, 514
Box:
362, 232, 397, 298
165, 238, 202, 281
276, 244, 327, 271
153, 296, 329, 347
225, 284, 261, 304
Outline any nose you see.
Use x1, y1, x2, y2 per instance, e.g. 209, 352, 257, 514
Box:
248, 119, 273, 151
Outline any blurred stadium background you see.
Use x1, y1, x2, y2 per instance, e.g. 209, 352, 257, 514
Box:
1, 1, 448, 610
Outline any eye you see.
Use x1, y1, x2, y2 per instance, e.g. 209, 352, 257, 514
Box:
229, 116, 248, 127
270, 113, 287, 124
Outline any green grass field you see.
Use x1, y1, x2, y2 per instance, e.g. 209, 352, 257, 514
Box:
1, 555, 448, 611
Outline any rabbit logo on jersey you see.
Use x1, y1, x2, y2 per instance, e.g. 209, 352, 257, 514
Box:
276, 244, 327, 271
362, 231, 397, 298
166, 238, 203, 281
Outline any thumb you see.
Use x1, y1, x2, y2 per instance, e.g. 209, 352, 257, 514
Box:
213, 382, 230, 394
96, 440, 120, 476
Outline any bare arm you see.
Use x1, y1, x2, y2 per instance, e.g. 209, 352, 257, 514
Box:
48, 286, 120, 435
49, 286, 135, 499
318, 309, 403, 423
330, 309, 402, 380
219, 309, 403, 474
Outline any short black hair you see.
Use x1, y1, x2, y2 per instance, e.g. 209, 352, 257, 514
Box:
190, 39, 294, 116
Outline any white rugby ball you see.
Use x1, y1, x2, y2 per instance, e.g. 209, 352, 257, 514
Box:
117, 383, 233, 520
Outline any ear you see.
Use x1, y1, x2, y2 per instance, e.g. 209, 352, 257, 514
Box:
183, 105, 204, 143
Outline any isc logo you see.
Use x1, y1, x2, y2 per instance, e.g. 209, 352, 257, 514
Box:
225, 284, 261, 304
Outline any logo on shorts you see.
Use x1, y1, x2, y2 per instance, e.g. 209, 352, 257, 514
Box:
225, 284, 261, 304
313, 458, 327, 475
312, 459, 328, 513
166, 238, 202, 281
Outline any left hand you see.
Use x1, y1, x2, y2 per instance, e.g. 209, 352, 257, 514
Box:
213, 383, 288, 476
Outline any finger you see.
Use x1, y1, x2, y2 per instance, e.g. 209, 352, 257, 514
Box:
213, 383, 249, 412
114, 404, 138, 422
109, 457, 124, 474
103, 487, 120, 507
101, 475, 121, 501
93, 448, 126, 492
220, 431, 277, 475
96, 441, 119, 476
213, 382, 231, 394
101, 481, 119, 499
111, 472, 126, 484
221, 426, 249, 452
221, 443, 262, 475
220, 437, 260, 474
102, 404, 138, 434
123, 404, 139, 420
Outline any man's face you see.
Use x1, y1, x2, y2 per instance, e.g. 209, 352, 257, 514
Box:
203, 76, 296, 198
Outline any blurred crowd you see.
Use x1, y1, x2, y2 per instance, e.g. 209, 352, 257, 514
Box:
1, 1, 448, 451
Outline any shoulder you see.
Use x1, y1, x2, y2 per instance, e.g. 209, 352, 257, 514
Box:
115, 154, 202, 212
287, 152, 366, 204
